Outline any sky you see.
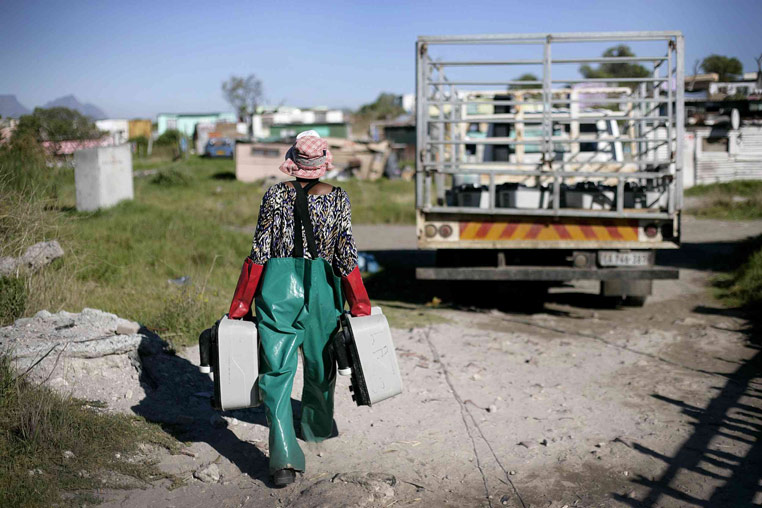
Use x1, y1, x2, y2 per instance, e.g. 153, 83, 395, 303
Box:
1, 0, 761, 119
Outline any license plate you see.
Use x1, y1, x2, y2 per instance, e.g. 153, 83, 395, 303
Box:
216, 150, 225, 155
598, 251, 651, 267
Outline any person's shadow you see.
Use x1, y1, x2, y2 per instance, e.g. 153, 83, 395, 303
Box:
130, 327, 334, 486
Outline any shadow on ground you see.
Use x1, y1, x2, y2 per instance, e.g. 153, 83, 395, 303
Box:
657, 235, 762, 272
615, 309, 762, 506
211, 171, 237, 180
364, 232, 761, 313
363, 249, 554, 313
130, 330, 334, 487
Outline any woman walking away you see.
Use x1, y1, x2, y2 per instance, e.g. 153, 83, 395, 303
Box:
227, 131, 371, 487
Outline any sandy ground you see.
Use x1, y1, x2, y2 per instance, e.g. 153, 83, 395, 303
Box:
97, 217, 762, 508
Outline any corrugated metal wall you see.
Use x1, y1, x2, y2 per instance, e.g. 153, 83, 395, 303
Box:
694, 125, 762, 185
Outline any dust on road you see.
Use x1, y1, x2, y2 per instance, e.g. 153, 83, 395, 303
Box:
101, 217, 762, 508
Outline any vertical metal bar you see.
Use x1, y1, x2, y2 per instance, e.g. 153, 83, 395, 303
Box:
425, 55, 436, 210
553, 171, 561, 213
650, 63, 658, 165
436, 64, 445, 208
435, 81, 452, 204
452, 83, 461, 171
542, 36, 552, 168
569, 89, 580, 160
674, 34, 685, 212
489, 172, 496, 211
424, 173, 432, 209
415, 41, 424, 209
666, 43, 673, 166
616, 178, 624, 212
638, 82, 646, 166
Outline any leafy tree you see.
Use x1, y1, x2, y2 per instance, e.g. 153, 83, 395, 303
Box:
15, 107, 102, 143
510, 73, 541, 89
580, 45, 650, 87
356, 93, 405, 121
222, 74, 264, 137
700, 54, 743, 82
155, 129, 182, 147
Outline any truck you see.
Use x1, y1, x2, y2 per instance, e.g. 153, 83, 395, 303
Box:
414, 31, 684, 305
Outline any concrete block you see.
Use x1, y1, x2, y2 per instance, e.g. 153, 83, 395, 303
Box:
75, 144, 133, 211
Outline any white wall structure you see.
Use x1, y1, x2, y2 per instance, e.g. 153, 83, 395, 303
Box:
252, 107, 345, 139
687, 125, 762, 186
402, 94, 415, 114
95, 119, 129, 145
325, 110, 344, 123
74, 144, 134, 211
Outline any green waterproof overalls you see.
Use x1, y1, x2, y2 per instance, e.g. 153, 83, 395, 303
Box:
254, 180, 343, 473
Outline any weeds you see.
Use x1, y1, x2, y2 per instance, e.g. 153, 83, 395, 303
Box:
714, 234, 762, 311
0, 354, 180, 507
0, 277, 26, 326
0, 133, 53, 196
150, 167, 192, 187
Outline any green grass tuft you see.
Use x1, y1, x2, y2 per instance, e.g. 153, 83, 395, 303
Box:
713, 235, 762, 311
0, 277, 26, 326
685, 180, 762, 220
150, 168, 192, 187
684, 180, 762, 197
0, 354, 180, 507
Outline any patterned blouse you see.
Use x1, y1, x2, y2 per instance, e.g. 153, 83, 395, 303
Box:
249, 182, 358, 277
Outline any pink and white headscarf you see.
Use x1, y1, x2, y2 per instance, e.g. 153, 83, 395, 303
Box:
279, 135, 334, 179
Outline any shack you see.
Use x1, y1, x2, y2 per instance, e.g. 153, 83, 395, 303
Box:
234, 142, 291, 182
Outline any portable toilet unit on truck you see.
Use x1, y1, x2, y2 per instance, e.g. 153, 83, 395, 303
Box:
414, 31, 684, 305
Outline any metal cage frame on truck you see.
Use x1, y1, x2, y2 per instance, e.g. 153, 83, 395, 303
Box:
415, 31, 683, 289
415, 31, 685, 250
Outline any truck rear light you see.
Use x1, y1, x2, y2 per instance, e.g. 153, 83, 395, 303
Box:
644, 223, 658, 238
424, 224, 437, 238
438, 224, 453, 238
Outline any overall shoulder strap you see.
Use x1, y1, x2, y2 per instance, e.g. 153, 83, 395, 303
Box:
292, 181, 319, 259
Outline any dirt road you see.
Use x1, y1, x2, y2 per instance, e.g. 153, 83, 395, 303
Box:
102, 217, 762, 507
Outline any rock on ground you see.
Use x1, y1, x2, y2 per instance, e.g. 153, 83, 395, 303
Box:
0, 308, 163, 411
0, 240, 65, 276
193, 463, 221, 484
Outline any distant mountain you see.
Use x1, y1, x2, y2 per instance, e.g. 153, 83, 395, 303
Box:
0, 94, 31, 118
43, 95, 107, 120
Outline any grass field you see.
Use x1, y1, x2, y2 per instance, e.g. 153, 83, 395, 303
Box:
2, 155, 417, 347
685, 180, 762, 220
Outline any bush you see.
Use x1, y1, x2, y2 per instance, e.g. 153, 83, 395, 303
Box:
0, 277, 26, 326
155, 129, 182, 147
14, 107, 102, 145
149, 282, 219, 349
150, 168, 191, 187
0, 133, 52, 196
129, 135, 149, 158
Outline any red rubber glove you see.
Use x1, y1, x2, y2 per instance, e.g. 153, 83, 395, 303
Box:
228, 258, 264, 319
341, 265, 371, 317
